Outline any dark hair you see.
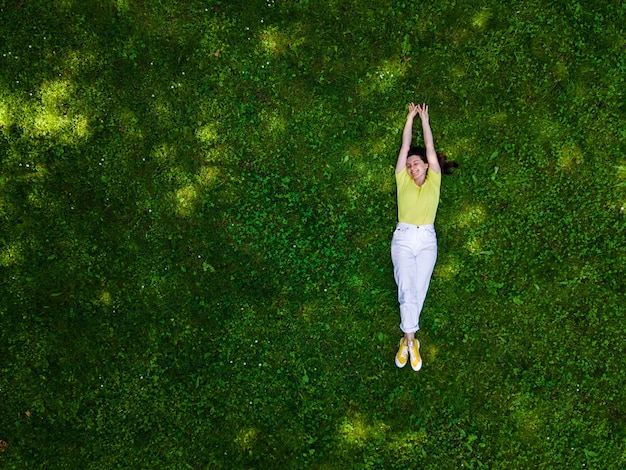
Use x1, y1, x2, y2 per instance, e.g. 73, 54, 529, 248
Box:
408, 146, 459, 175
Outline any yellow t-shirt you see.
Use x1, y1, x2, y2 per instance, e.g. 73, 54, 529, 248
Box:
395, 168, 441, 225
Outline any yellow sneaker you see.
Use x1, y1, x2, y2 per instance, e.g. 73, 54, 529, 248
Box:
408, 339, 422, 371
395, 337, 409, 368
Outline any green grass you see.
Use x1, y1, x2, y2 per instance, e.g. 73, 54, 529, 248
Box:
1, 0, 625, 468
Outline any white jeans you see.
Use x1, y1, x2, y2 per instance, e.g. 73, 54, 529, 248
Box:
391, 222, 438, 334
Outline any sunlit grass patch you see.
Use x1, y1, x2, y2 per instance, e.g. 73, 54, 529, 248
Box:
40, 79, 72, 108
338, 413, 389, 446
387, 428, 427, 453
444, 136, 475, 163
456, 203, 486, 229
195, 165, 220, 187
471, 8, 492, 30
533, 115, 562, 145
449, 63, 467, 81
113, 0, 131, 14
196, 123, 219, 145
0, 99, 11, 128
488, 111, 508, 127
149, 96, 174, 124
421, 340, 439, 366
259, 25, 306, 56
434, 253, 462, 281
553, 60, 569, 82
54, 0, 77, 11
172, 184, 198, 217
260, 107, 287, 134
62, 48, 99, 74
0, 241, 24, 267
465, 236, 484, 255
557, 142, 583, 170
33, 108, 71, 136
97, 290, 113, 306
27, 186, 48, 209
510, 395, 544, 443
152, 142, 177, 162
357, 59, 408, 97
32, 110, 89, 141
235, 426, 259, 451
8, 79, 93, 142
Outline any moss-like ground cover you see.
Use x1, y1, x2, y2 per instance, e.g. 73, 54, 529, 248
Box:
1, 0, 625, 467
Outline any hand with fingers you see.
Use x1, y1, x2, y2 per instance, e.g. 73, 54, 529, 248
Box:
416, 103, 429, 123
407, 102, 420, 119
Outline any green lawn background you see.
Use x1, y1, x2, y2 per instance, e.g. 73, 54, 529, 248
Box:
1, 0, 625, 468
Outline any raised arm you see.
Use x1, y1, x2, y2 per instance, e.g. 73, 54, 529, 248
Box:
416, 103, 441, 174
395, 103, 420, 174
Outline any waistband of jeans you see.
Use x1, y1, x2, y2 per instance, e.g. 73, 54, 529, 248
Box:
396, 222, 435, 230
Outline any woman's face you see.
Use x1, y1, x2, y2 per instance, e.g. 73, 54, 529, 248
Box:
406, 155, 428, 181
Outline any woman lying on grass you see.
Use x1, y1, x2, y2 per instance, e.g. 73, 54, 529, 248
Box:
392, 103, 457, 371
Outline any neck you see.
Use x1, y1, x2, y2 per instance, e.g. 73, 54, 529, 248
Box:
414, 176, 426, 187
